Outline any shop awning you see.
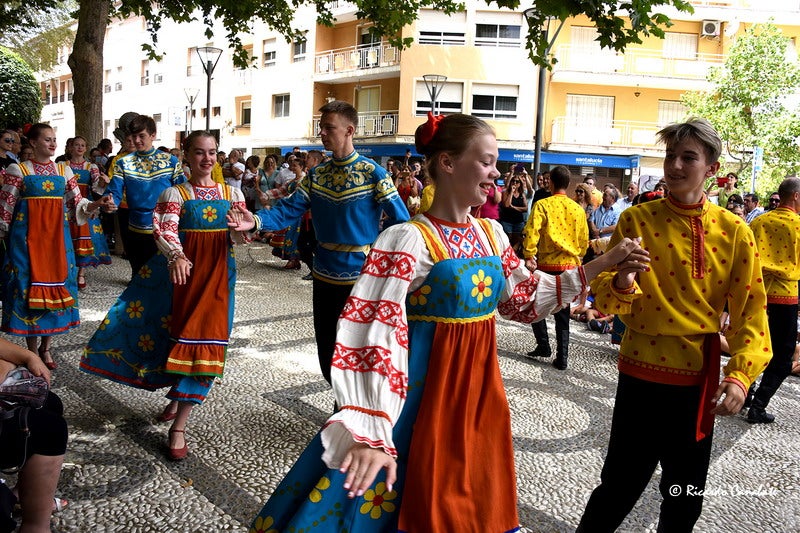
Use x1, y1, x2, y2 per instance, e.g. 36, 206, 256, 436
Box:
499, 149, 640, 169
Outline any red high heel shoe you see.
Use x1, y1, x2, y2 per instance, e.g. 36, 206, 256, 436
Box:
168, 428, 188, 460
156, 404, 178, 422
38, 347, 57, 370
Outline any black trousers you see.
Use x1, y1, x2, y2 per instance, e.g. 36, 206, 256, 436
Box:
126, 230, 158, 279
751, 302, 798, 411
297, 221, 316, 272
578, 374, 713, 533
531, 307, 570, 347
312, 279, 354, 384
531, 268, 570, 356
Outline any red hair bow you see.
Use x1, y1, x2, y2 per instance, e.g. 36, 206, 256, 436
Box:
417, 111, 444, 148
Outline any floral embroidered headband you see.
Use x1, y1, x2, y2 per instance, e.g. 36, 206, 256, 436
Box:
416, 112, 445, 150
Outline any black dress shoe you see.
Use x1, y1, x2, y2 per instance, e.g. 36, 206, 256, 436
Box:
525, 345, 552, 359
552, 359, 567, 370
747, 408, 775, 424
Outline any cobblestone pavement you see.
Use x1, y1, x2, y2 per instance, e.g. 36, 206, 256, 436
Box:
3, 247, 798, 532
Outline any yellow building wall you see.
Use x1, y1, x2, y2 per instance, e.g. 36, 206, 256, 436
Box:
396, 45, 534, 141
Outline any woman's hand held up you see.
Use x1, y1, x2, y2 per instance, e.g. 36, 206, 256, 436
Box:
227, 207, 255, 231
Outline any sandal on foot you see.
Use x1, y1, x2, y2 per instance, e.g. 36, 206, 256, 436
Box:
77, 275, 87, 289
10, 496, 65, 515
38, 347, 57, 370
167, 429, 188, 461
53, 497, 68, 513
156, 404, 178, 422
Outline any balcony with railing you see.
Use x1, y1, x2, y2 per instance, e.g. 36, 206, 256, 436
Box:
550, 117, 661, 151
312, 110, 399, 138
325, 1, 358, 21
233, 69, 253, 85
551, 44, 724, 89
314, 43, 401, 81
691, 0, 800, 11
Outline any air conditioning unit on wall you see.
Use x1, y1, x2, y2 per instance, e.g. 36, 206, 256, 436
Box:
701, 20, 721, 38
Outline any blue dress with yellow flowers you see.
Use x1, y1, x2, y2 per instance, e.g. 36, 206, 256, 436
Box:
0, 161, 80, 335
80, 183, 240, 404
250, 214, 522, 533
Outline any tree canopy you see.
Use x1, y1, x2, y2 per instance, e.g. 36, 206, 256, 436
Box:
0, 46, 42, 128
682, 22, 800, 196
3, 0, 694, 143
0, 46, 43, 129
113, 0, 695, 69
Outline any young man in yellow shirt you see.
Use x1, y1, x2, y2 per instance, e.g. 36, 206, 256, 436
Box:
746, 177, 800, 423
577, 119, 771, 532
521, 165, 588, 369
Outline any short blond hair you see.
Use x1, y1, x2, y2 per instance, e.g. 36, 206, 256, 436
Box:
656, 118, 721, 163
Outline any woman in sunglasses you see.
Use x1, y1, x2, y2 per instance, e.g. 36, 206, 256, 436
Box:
0, 124, 114, 369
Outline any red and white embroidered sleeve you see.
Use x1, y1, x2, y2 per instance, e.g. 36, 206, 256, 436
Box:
64, 168, 83, 219
0, 166, 22, 232
491, 226, 544, 323
320, 225, 423, 468
153, 188, 184, 255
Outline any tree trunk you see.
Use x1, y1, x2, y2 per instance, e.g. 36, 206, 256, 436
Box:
68, 0, 109, 147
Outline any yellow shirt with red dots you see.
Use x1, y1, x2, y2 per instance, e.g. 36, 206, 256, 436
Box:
521, 193, 588, 271
749, 206, 800, 305
591, 196, 771, 389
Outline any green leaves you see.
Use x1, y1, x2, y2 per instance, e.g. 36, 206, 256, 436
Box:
0, 46, 43, 129
521, 0, 691, 68
682, 22, 800, 195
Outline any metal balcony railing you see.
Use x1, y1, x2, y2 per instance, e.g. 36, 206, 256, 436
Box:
312, 111, 399, 137
691, 0, 800, 10
315, 43, 400, 75
326, 1, 357, 11
551, 117, 661, 149
553, 44, 724, 80
234, 69, 252, 84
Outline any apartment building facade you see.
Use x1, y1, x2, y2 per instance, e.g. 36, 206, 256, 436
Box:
38, 0, 800, 188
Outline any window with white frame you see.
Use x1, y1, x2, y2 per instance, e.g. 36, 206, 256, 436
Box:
240, 100, 252, 126
663, 32, 698, 60
237, 45, 254, 69
263, 38, 277, 67
570, 26, 620, 72
414, 81, 464, 115
472, 84, 518, 119
293, 39, 307, 62
141, 60, 150, 86
153, 113, 162, 140
562, 94, 615, 144
274, 94, 290, 117
474, 12, 522, 48
657, 100, 688, 126
187, 47, 202, 76
417, 9, 466, 46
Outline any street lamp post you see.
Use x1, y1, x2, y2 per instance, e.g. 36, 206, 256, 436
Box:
196, 46, 223, 132
423, 74, 447, 115
523, 7, 564, 179
184, 88, 199, 135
